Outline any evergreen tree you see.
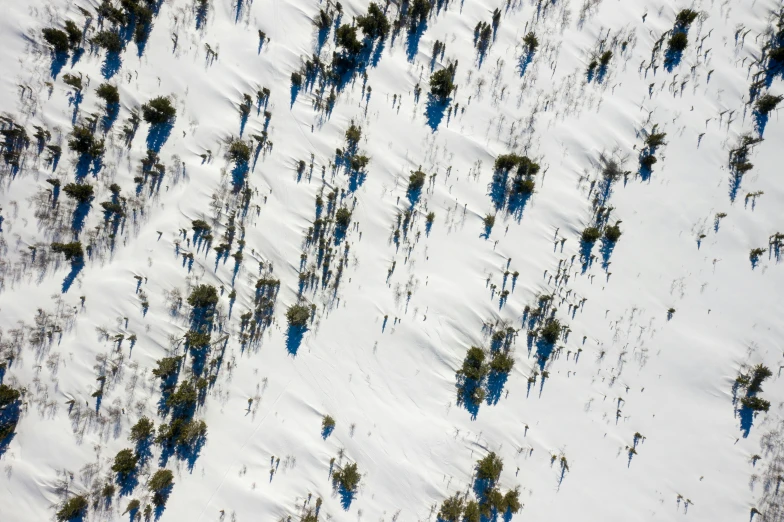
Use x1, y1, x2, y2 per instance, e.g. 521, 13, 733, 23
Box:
429, 66, 456, 100
141, 96, 176, 125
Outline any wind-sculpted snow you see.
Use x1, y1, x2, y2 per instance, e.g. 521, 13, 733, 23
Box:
0, 0, 783, 521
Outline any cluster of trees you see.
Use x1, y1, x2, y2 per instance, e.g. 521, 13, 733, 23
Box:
332, 460, 361, 495
437, 452, 521, 521
430, 63, 457, 100
474, 18, 494, 54
587, 49, 612, 79
69, 124, 104, 160
736, 364, 773, 413
99, 0, 158, 48
0, 119, 31, 169
523, 294, 568, 352
43, 0, 163, 62
56, 495, 89, 522
300, 0, 438, 115
579, 155, 631, 270
71, 287, 227, 517
492, 153, 541, 207
338, 123, 370, 175
456, 345, 514, 409
581, 222, 621, 244
42, 21, 82, 54
297, 186, 355, 300
237, 276, 281, 345
728, 134, 762, 186
0, 384, 22, 445
638, 125, 667, 172
184, 284, 218, 367
57, 456, 173, 522
667, 9, 699, 54
767, 10, 784, 64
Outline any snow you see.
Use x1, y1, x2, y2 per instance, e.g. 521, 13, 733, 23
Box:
0, 0, 783, 521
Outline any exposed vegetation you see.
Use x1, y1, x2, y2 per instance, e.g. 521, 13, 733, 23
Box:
62, 183, 94, 203
332, 461, 361, 493
187, 284, 219, 309
141, 96, 176, 125
430, 64, 457, 100
286, 304, 311, 327
56, 495, 88, 521
51, 242, 84, 260
356, 3, 390, 39
96, 83, 120, 105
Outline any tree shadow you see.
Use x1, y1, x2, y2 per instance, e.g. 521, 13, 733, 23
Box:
753, 110, 769, 136
518, 51, 534, 77
180, 434, 206, 472
600, 239, 616, 270
126, 502, 140, 521
738, 405, 754, 438
370, 38, 386, 67
101, 52, 122, 79
587, 67, 595, 83
455, 376, 482, 419
425, 94, 448, 131
596, 64, 608, 84
728, 173, 743, 203
116, 471, 139, 497
317, 26, 330, 53
663, 47, 683, 73
507, 191, 531, 222
74, 154, 103, 180
0, 401, 20, 458
347, 169, 366, 193
50, 51, 68, 79
62, 258, 84, 293
69, 91, 83, 125
135, 38, 149, 59
488, 169, 508, 211
153, 485, 173, 520
638, 161, 653, 182
290, 84, 301, 108
234, 0, 247, 23
406, 21, 427, 62
134, 437, 154, 469
579, 239, 595, 273
481, 221, 493, 239
535, 338, 554, 372
763, 59, 784, 89
231, 162, 249, 192
195, 2, 209, 29
70, 47, 85, 68
146, 123, 173, 153
485, 371, 508, 405
338, 485, 355, 510
71, 202, 91, 234
102, 103, 120, 132
406, 184, 423, 207
285, 324, 306, 355
472, 477, 493, 502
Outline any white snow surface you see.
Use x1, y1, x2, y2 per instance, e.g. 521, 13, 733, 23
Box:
0, 0, 783, 521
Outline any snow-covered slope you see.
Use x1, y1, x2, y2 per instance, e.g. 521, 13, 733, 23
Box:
0, 0, 783, 521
